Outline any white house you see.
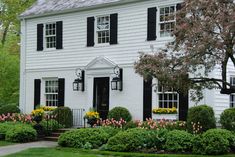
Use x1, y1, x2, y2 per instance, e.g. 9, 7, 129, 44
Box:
19, 0, 235, 124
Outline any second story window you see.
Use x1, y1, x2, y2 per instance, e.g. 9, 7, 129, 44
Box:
96, 16, 110, 44
45, 23, 56, 49
159, 5, 176, 37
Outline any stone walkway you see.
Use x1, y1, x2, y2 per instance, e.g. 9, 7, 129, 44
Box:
0, 141, 57, 156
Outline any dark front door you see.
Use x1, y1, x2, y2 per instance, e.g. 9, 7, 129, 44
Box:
143, 79, 152, 121
93, 77, 110, 120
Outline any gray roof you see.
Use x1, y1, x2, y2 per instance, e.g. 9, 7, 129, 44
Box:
20, 0, 124, 18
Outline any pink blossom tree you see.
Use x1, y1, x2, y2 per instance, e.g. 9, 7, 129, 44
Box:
135, 0, 235, 101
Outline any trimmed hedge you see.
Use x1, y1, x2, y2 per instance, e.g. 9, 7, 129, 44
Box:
106, 128, 168, 152
5, 124, 37, 143
192, 129, 235, 155
187, 105, 216, 133
0, 105, 20, 115
40, 119, 64, 134
98, 127, 120, 138
164, 130, 193, 152
220, 108, 235, 131
58, 128, 109, 149
107, 107, 132, 122
53, 107, 73, 128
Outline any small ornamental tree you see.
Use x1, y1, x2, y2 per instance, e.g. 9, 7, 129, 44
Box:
135, 0, 235, 101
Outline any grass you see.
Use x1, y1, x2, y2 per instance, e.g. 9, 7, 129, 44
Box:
0, 140, 14, 147
3, 148, 235, 157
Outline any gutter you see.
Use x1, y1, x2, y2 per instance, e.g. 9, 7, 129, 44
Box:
19, 0, 147, 20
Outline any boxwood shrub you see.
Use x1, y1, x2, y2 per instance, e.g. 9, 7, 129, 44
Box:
106, 128, 168, 152
220, 108, 235, 131
98, 127, 120, 138
192, 129, 235, 155
107, 107, 132, 122
53, 107, 73, 128
164, 130, 193, 152
5, 124, 37, 143
40, 119, 64, 134
187, 105, 216, 133
0, 105, 20, 115
58, 128, 109, 149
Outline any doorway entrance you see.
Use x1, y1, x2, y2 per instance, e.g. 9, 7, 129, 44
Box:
93, 77, 110, 120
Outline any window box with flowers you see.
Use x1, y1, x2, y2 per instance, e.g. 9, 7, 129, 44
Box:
152, 107, 178, 120
84, 109, 100, 127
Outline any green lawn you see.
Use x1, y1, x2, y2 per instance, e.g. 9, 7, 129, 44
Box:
3, 148, 235, 157
0, 140, 14, 147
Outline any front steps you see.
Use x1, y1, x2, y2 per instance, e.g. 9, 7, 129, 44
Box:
44, 128, 75, 142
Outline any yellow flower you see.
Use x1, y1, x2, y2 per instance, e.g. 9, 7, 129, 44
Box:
152, 107, 177, 114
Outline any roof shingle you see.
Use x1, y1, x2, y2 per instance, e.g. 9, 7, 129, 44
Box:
20, 0, 122, 18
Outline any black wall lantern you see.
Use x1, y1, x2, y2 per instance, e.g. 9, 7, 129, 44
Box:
73, 68, 85, 92
111, 66, 123, 91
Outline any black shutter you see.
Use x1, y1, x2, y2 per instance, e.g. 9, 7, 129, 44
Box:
110, 13, 118, 45
147, 7, 157, 41
37, 24, 44, 51
58, 78, 65, 107
176, 3, 182, 11
143, 79, 152, 121
34, 79, 41, 109
179, 92, 189, 121
87, 17, 95, 47
56, 21, 63, 49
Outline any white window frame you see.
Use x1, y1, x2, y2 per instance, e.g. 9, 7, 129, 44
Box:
44, 22, 56, 50
43, 78, 59, 107
95, 15, 110, 45
230, 76, 235, 108
157, 4, 176, 39
157, 85, 179, 109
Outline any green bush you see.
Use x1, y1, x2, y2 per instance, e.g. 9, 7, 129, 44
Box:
123, 121, 138, 130
99, 127, 120, 138
40, 119, 64, 134
53, 107, 73, 128
58, 128, 109, 149
0, 105, 20, 115
192, 129, 235, 155
5, 124, 37, 143
107, 107, 132, 122
220, 108, 235, 131
106, 128, 168, 152
164, 130, 193, 152
0, 122, 17, 134
187, 105, 216, 133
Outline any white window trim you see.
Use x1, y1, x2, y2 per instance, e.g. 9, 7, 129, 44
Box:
95, 15, 110, 46
41, 78, 59, 107
44, 22, 57, 51
157, 4, 177, 40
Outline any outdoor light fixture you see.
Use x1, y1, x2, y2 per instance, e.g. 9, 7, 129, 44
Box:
111, 66, 123, 91
73, 68, 85, 92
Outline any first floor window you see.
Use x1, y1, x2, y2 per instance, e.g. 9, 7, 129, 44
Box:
45, 79, 58, 106
45, 23, 56, 48
159, 5, 176, 37
157, 85, 179, 108
96, 16, 110, 44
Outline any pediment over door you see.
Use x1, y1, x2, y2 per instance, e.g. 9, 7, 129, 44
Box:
85, 56, 117, 70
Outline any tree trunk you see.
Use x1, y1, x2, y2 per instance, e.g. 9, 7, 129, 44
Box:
1, 23, 10, 46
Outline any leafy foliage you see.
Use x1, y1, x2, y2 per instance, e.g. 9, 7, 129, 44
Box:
5, 123, 37, 142
107, 107, 132, 122
135, 0, 235, 101
220, 108, 235, 131
164, 130, 193, 152
53, 107, 73, 128
58, 128, 109, 149
192, 129, 235, 155
0, 104, 20, 115
187, 105, 216, 133
40, 119, 64, 134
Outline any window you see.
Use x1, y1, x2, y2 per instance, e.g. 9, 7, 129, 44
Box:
96, 16, 110, 44
230, 77, 235, 108
157, 85, 179, 109
45, 23, 56, 48
45, 79, 58, 107
159, 5, 176, 37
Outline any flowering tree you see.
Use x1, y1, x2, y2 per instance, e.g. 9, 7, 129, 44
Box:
135, 0, 235, 101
